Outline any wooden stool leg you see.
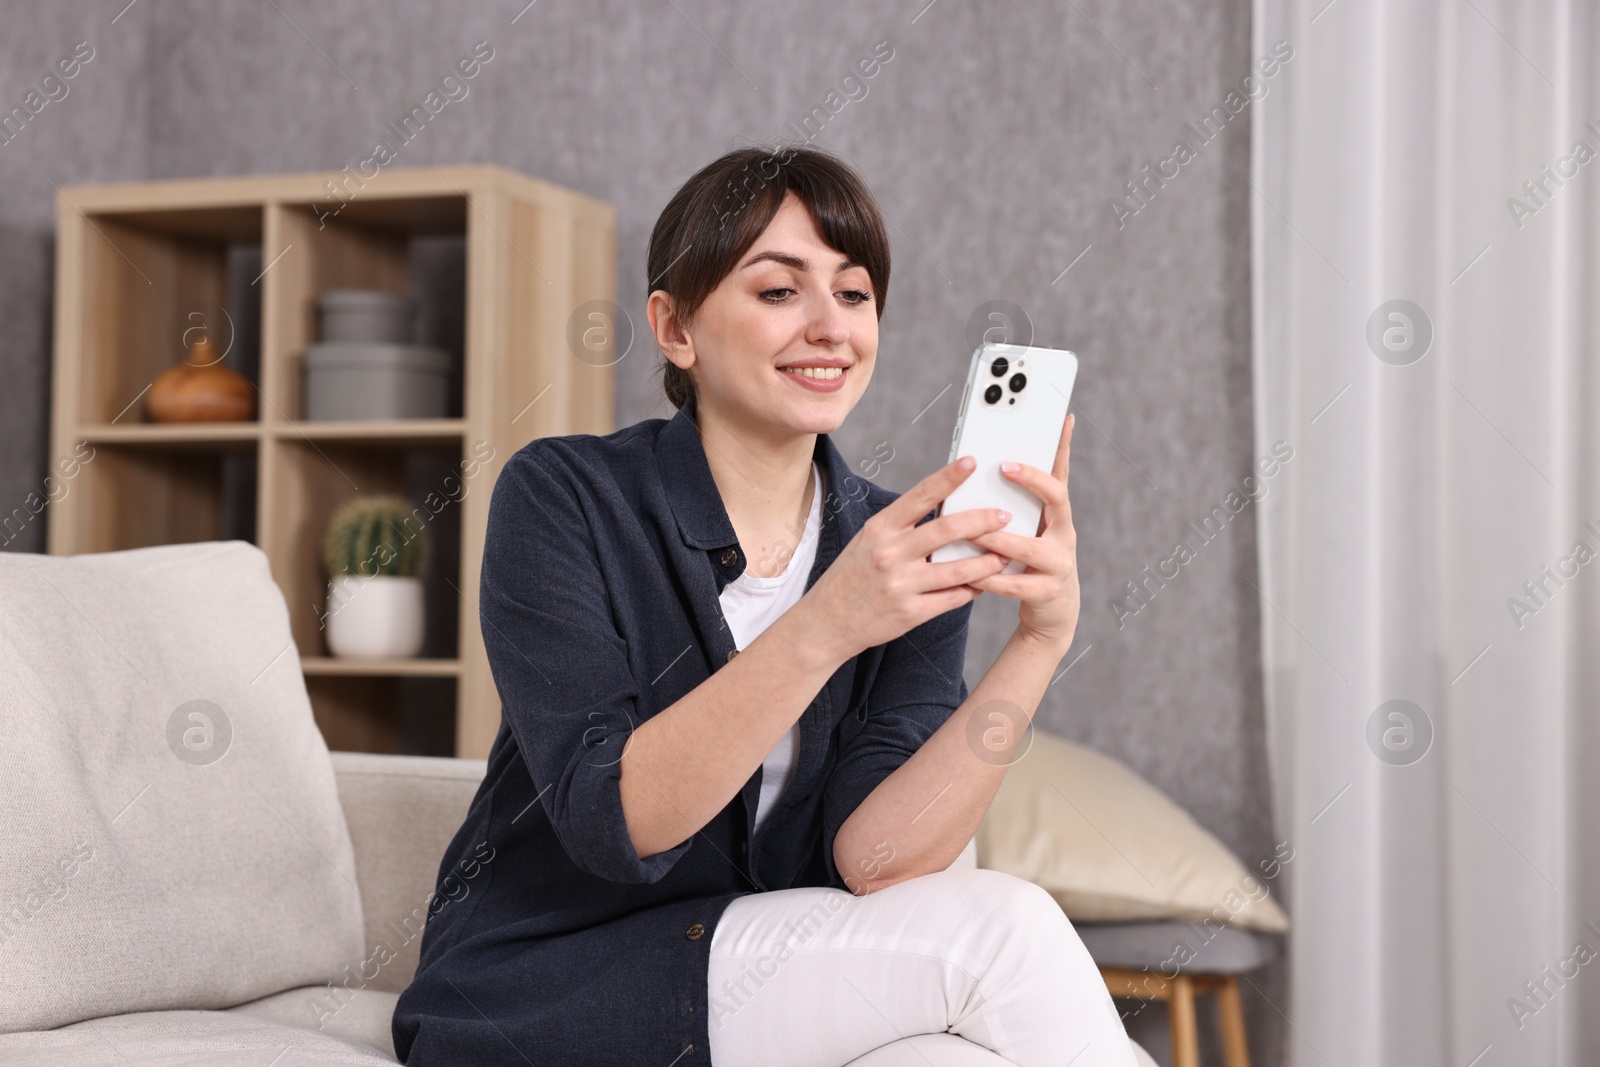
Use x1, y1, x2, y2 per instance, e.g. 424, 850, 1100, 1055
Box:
1169, 974, 1199, 1067
1216, 974, 1251, 1067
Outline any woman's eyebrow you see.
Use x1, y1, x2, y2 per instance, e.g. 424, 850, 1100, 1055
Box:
740, 250, 861, 273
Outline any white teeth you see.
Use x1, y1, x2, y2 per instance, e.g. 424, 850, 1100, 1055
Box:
782, 366, 844, 380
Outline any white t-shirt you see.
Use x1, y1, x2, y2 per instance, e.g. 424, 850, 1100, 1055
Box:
718, 460, 824, 835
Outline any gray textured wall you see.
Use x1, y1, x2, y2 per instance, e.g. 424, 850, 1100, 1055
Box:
0, 2, 1282, 1061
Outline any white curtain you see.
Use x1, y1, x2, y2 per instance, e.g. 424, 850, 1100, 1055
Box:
1251, 1, 1600, 1064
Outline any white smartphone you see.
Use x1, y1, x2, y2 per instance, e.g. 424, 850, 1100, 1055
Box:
929, 342, 1079, 575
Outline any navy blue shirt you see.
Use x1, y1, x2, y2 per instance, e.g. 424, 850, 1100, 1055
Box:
392, 395, 973, 1066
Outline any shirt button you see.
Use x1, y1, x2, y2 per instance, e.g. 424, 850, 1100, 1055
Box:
726, 648, 740, 663
719, 547, 739, 567
739, 840, 748, 856
686, 923, 705, 940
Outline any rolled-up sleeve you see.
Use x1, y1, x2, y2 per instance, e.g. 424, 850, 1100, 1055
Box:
819, 592, 973, 891
478, 443, 692, 884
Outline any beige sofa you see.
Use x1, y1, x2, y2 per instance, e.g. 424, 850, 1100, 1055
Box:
0, 751, 486, 1063
0, 541, 1153, 1066
0, 540, 497, 1064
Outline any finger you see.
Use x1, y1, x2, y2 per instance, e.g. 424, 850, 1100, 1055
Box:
877, 456, 977, 531
967, 570, 1059, 600
1004, 437, 1072, 537
915, 550, 1010, 593
1053, 412, 1074, 483
998, 461, 1068, 512
1054, 413, 1074, 530
1012, 413, 1075, 536
928, 582, 984, 612
901, 507, 1010, 561
921, 579, 979, 614
968, 529, 1061, 571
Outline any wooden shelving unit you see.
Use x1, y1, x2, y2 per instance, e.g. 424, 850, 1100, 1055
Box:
47, 165, 618, 759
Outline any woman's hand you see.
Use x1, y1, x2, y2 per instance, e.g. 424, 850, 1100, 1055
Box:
965, 413, 1080, 653
800, 456, 1012, 664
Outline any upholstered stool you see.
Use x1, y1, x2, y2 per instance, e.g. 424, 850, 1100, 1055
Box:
1077, 920, 1277, 1067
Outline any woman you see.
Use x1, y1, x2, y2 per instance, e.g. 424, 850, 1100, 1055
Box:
392, 145, 1137, 1067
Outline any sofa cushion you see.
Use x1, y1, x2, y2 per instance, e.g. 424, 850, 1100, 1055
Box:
228, 986, 400, 1059
0, 1009, 397, 1065
0, 541, 366, 1033
977, 729, 1289, 932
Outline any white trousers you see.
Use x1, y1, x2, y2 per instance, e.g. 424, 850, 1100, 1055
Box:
706, 867, 1139, 1067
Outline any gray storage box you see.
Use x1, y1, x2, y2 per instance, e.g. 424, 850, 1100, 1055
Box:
318, 289, 417, 344
303, 342, 452, 420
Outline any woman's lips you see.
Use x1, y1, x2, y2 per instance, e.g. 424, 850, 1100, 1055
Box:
778, 365, 848, 393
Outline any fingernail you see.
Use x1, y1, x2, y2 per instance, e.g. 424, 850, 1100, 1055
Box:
1000, 461, 1020, 473
997, 556, 1010, 565
996, 510, 1011, 524
958, 455, 975, 472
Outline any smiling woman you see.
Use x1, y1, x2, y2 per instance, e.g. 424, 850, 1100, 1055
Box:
392, 145, 1132, 1067
644, 146, 891, 417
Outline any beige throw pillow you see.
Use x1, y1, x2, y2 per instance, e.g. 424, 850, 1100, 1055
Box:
977, 729, 1289, 933
0, 541, 366, 1033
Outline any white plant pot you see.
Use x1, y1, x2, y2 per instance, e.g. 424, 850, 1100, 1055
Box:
325, 574, 425, 658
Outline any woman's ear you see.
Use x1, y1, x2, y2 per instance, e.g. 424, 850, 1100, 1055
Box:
647, 290, 694, 371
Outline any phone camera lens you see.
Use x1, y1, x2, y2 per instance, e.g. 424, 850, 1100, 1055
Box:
984, 384, 1003, 405
990, 357, 1009, 378
1009, 373, 1027, 392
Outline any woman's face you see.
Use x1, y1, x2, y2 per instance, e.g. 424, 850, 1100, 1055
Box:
652, 191, 878, 438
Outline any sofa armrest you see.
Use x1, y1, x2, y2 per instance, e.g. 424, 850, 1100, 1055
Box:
331, 751, 486, 994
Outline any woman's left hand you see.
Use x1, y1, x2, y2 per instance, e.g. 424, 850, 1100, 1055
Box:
964, 413, 1080, 653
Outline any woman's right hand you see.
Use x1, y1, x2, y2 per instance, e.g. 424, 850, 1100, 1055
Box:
800, 455, 1012, 663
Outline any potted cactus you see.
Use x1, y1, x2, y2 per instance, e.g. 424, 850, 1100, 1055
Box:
320, 495, 430, 658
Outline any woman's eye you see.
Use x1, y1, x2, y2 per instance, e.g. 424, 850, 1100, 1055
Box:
760, 286, 871, 306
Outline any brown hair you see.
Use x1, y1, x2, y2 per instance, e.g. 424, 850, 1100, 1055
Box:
646, 144, 891, 410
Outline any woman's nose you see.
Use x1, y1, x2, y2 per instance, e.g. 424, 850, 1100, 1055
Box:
807, 291, 851, 345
